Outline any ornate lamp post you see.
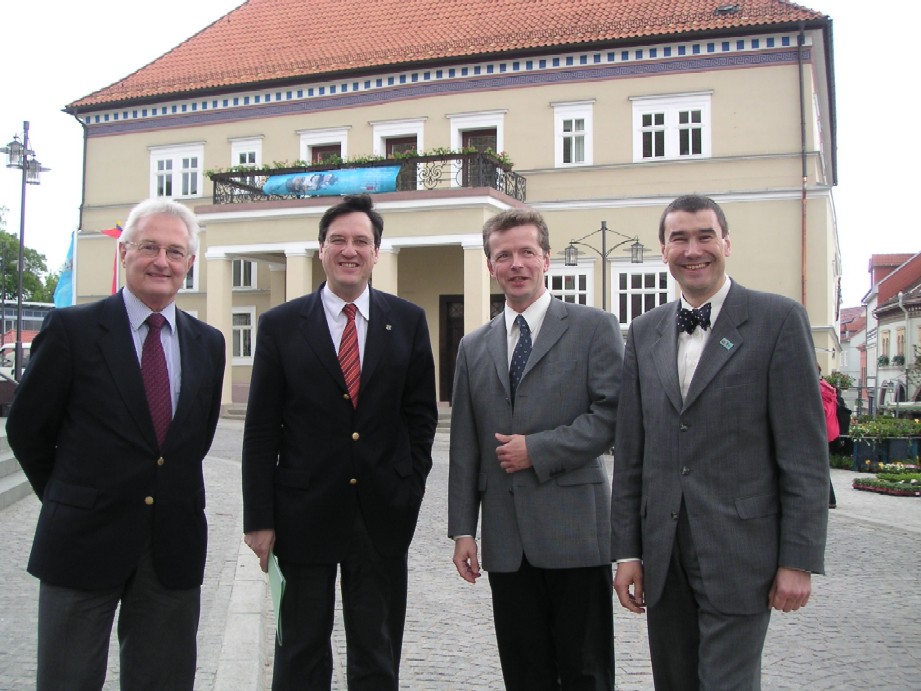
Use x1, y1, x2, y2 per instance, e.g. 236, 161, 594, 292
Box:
2, 121, 49, 380
563, 221, 645, 311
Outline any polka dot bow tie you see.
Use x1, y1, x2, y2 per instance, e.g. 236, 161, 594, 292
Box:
677, 303, 712, 335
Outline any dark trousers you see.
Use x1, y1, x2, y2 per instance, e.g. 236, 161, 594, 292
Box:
487, 555, 614, 691
272, 512, 408, 691
36, 547, 200, 691
647, 508, 770, 691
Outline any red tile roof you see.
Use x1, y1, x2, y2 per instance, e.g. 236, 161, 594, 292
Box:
878, 252, 921, 307
68, 0, 826, 109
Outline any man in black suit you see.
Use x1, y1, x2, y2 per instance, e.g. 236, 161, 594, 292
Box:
242, 194, 437, 690
6, 198, 226, 690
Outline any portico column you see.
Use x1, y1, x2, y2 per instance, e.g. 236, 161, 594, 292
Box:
205, 250, 234, 407
463, 239, 491, 335
372, 247, 399, 294
268, 263, 286, 306
285, 249, 314, 301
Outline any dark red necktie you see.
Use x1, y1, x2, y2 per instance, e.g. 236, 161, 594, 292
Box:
338, 304, 360, 408
142, 313, 172, 447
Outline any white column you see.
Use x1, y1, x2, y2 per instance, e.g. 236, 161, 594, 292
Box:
285, 250, 315, 301
268, 262, 286, 306
205, 251, 234, 407
373, 247, 399, 294
463, 240, 492, 335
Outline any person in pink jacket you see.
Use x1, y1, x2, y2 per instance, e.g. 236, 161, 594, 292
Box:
819, 367, 839, 508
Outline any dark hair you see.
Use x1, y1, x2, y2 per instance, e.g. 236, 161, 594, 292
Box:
658, 195, 729, 244
318, 194, 384, 247
482, 208, 551, 258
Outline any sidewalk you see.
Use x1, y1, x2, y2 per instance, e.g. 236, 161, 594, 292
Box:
2, 422, 921, 689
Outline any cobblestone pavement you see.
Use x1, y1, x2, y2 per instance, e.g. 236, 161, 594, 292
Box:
2, 419, 921, 690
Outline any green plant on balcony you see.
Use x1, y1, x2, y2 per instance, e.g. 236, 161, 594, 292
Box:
878, 354, 890, 367
892, 354, 906, 366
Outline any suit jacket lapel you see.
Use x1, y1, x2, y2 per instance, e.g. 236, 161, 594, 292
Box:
522, 297, 567, 380
359, 289, 391, 393
682, 283, 747, 410
170, 310, 206, 436
297, 289, 344, 388
96, 293, 158, 448
485, 313, 510, 399
653, 302, 684, 414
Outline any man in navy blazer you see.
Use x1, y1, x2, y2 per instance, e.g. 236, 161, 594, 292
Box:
6, 199, 225, 690
611, 195, 828, 690
242, 194, 437, 690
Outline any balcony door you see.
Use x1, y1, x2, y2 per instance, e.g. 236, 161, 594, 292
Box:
461, 129, 497, 186
386, 136, 418, 191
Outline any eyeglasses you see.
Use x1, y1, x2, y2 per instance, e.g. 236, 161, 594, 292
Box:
125, 241, 189, 261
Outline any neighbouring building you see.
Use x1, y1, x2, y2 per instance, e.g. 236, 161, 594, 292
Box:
64, 0, 841, 407
872, 252, 921, 410
838, 305, 866, 413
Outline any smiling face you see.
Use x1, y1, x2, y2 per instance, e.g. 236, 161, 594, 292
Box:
319, 211, 379, 301
661, 209, 731, 307
487, 224, 550, 312
119, 213, 194, 311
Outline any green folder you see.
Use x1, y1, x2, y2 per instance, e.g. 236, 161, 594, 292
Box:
268, 551, 286, 646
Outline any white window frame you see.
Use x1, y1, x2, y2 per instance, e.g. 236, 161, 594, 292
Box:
149, 143, 204, 199
631, 92, 712, 163
371, 118, 425, 157
230, 137, 263, 168
612, 262, 676, 327
298, 127, 349, 164
545, 260, 593, 305
552, 100, 594, 167
232, 307, 256, 365
180, 254, 200, 292
232, 259, 257, 290
447, 110, 506, 189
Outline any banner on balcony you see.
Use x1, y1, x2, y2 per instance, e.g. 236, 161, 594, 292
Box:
262, 166, 402, 197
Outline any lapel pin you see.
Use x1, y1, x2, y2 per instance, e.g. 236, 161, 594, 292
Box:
385, 324, 392, 331
720, 338, 734, 351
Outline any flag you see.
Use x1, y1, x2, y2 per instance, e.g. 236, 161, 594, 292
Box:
101, 224, 123, 294
53, 231, 76, 308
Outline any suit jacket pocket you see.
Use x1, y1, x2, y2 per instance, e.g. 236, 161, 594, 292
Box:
44, 478, 97, 509
734, 492, 779, 520
555, 461, 604, 486
275, 467, 311, 489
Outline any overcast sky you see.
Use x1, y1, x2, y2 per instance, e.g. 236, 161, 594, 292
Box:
0, 0, 916, 307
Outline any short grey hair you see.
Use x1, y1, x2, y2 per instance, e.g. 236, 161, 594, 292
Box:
120, 198, 200, 255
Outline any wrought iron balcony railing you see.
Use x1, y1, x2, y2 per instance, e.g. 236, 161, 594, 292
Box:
209, 152, 526, 204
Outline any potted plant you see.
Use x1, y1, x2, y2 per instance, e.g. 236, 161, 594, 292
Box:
892, 354, 906, 366
878, 355, 890, 367
849, 416, 921, 471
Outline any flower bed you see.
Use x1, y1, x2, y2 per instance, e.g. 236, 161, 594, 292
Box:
853, 470, 921, 497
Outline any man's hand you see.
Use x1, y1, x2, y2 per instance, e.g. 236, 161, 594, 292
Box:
768, 566, 811, 612
495, 433, 532, 473
452, 536, 482, 584
614, 561, 646, 614
244, 529, 276, 573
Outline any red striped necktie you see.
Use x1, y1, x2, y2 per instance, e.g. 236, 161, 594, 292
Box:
142, 313, 172, 447
338, 303, 360, 408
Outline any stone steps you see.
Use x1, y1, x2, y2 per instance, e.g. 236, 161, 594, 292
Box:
0, 431, 31, 510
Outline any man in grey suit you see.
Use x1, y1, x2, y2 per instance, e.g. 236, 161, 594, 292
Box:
449, 207, 622, 690
611, 195, 829, 690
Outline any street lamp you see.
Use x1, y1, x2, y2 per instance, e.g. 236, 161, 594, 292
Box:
563, 221, 645, 311
2, 120, 49, 381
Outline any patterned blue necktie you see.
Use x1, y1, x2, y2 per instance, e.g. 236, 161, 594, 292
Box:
509, 315, 532, 402
677, 302, 712, 335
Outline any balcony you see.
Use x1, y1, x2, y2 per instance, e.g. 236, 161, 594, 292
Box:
208, 151, 526, 205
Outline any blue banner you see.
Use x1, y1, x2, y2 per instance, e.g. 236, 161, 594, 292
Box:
262, 166, 401, 197
53, 231, 75, 308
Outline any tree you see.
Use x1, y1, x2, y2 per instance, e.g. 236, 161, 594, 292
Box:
0, 206, 51, 303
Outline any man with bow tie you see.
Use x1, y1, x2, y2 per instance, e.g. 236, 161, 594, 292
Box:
611, 195, 828, 690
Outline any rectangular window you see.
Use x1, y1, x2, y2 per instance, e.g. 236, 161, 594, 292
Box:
150, 143, 204, 199
880, 331, 890, 358
232, 259, 256, 289
232, 308, 256, 363
299, 127, 349, 165
632, 93, 711, 162
545, 263, 591, 305
895, 328, 905, 357
613, 266, 675, 326
553, 101, 593, 167
231, 137, 262, 168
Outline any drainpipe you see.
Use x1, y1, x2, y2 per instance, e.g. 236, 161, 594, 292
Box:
898, 291, 912, 399
70, 111, 89, 232
797, 23, 808, 306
